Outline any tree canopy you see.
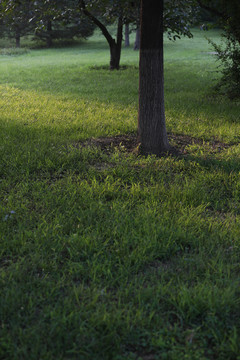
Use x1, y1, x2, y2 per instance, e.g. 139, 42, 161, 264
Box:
0, 0, 35, 47
0, 0, 95, 47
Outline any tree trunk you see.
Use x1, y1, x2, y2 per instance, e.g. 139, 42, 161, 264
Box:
125, 24, 130, 47
110, 16, 123, 70
15, 33, 20, 48
138, 0, 170, 155
134, 27, 140, 50
46, 20, 53, 48
110, 42, 120, 70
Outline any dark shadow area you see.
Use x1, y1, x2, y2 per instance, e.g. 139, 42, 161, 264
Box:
89, 64, 139, 71
29, 38, 87, 50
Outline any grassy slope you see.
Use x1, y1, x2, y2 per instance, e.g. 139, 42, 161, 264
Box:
0, 30, 240, 360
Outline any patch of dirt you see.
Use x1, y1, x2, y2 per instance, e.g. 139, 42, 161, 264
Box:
82, 134, 139, 153
169, 133, 232, 153
78, 133, 232, 156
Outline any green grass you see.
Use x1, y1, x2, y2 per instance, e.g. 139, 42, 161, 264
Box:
0, 29, 240, 360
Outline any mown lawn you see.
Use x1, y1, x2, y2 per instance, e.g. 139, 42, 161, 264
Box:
0, 29, 240, 360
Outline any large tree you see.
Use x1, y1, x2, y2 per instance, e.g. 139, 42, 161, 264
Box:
79, 0, 137, 70
138, 0, 196, 155
138, 0, 169, 155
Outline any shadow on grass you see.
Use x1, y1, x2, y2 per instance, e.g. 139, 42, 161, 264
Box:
2, 119, 239, 182
89, 64, 139, 71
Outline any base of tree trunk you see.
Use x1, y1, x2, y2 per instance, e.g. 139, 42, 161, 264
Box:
138, 142, 171, 156
110, 41, 121, 70
109, 53, 120, 70
109, 63, 120, 70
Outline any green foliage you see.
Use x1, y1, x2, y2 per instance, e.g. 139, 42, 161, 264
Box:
0, 29, 240, 359
35, 0, 95, 40
83, 0, 196, 38
164, 0, 196, 40
208, 34, 240, 99
34, 17, 95, 44
0, 0, 95, 47
197, 0, 240, 98
0, 0, 35, 45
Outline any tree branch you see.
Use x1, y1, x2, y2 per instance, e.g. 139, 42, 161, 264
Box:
79, 0, 115, 46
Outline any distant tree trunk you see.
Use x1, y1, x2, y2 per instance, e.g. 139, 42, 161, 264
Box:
110, 16, 123, 70
134, 27, 140, 50
125, 23, 130, 47
138, 0, 170, 155
46, 20, 52, 48
15, 32, 20, 48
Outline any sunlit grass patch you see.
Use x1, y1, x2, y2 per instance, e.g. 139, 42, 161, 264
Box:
0, 84, 136, 136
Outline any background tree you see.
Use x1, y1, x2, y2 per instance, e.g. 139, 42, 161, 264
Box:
124, 23, 130, 47
0, 0, 95, 48
33, 0, 95, 47
79, 0, 138, 70
133, 27, 140, 50
0, 0, 35, 47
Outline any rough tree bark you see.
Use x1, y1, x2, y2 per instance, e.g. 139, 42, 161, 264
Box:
138, 0, 170, 155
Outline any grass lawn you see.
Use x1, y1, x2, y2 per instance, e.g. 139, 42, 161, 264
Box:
0, 29, 240, 359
